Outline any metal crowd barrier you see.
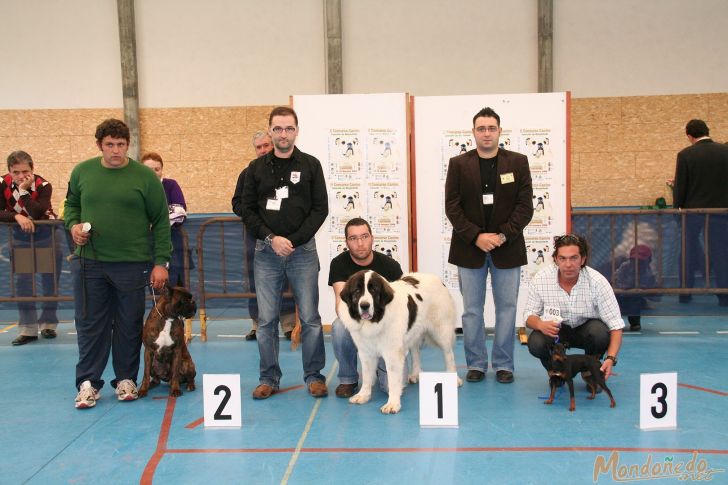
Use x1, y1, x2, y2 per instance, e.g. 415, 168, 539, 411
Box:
0, 220, 70, 304
1, 219, 192, 315
194, 217, 296, 342
572, 208, 728, 296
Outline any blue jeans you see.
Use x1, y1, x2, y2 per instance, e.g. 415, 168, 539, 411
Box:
332, 317, 403, 392
254, 238, 325, 388
458, 254, 520, 373
71, 257, 149, 390
244, 232, 296, 326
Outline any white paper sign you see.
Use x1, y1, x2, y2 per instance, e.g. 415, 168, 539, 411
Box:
203, 374, 242, 428
640, 372, 677, 430
419, 372, 459, 428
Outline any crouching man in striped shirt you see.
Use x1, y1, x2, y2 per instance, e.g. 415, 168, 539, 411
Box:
525, 234, 624, 380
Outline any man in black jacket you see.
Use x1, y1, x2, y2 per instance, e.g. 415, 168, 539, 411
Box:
232, 131, 296, 341
672, 119, 728, 306
241, 106, 329, 399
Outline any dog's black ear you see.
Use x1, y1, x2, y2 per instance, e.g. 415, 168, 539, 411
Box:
340, 279, 352, 306
378, 275, 394, 307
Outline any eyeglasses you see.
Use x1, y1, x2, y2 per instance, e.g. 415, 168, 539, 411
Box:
271, 126, 297, 134
474, 126, 499, 134
346, 233, 371, 243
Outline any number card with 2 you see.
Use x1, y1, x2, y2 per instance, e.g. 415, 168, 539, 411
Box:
419, 372, 459, 428
203, 374, 242, 428
640, 372, 677, 430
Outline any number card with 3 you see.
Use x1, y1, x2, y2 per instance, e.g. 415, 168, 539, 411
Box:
203, 374, 242, 428
640, 372, 677, 430
419, 372, 459, 428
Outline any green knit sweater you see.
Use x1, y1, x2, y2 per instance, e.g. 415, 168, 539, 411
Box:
64, 157, 171, 265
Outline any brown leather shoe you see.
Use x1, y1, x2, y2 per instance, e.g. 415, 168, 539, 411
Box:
252, 384, 276, 399
308, 380, 328, 398
12, 335, 38, 346
335, 382, 358, 398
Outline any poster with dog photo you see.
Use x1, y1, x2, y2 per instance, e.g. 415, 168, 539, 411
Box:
328, 238, 349, 263
530, 184, 554, 226
525, 236, 553, 280
293, 93, 410, 326
329, 181, 367, 232
441, 130, 474, 180
519, 128, 553, 173
367, 183, 400, 235
328, 129, 363, 181
367, 128, 400, 181
441, 237, 459, 290
372, 235, 401, 263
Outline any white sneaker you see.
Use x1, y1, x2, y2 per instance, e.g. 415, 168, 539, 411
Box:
115, 379, 139, 401
75, 380, 100, 409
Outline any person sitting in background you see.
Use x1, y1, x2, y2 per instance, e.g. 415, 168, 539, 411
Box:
142, 152, 190, 287
1, 150, 63, 345
614, 244, 657, 332
232, 131, 296, 341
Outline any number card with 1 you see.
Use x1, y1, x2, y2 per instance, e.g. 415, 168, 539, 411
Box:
203, 374, 242, 428
419, 372, 459, 428
640, 372, 677, 430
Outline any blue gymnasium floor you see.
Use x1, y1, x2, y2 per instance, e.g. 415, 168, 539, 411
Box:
1, 307, 727, 484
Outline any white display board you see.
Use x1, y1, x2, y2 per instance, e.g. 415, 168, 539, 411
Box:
413, 93, 569, 327
640, 372, 678, 430
292, 93, 411, 325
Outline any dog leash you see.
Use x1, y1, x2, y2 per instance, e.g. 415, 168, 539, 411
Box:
151, 287, 164, 319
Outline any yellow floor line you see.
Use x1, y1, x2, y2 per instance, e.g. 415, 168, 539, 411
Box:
0, 324, 18, 333
281, 361, 338, 485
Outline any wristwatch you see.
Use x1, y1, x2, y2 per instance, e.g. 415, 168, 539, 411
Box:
264, 234, 274, 245
497, 233, 507, 244
605, 355, 618, 366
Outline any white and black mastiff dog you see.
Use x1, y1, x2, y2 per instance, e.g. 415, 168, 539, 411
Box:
339, 270, 462, 414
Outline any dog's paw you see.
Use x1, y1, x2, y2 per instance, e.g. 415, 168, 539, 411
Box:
169, 388, 182, 398
349, 392, 371, 405
457, 377, 463, 387
380, 401, 401, 414
186, 382, 196, 392
138, 387, 148, 398
408, 374, 419, 384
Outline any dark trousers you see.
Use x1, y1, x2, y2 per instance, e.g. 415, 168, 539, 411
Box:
527, 319, 611, 370
71, 257, 148, 390
682, 214, 728, 302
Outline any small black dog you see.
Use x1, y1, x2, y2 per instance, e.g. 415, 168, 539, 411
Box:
545, 342, 616, 412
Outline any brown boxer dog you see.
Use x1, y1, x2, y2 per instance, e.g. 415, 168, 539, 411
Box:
139, 285, 198, 398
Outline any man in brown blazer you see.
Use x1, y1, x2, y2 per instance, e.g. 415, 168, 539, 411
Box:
445, 107, 533, 384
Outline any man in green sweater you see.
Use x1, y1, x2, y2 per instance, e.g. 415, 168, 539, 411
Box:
64, 118, 171, 409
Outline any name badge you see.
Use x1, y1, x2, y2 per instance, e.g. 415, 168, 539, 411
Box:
290, 171, 301, 184
266, 198, 282, 211
482, 193, 494, 205
276, 186, 289, 199
543, 305, 562, 324
500, 172, 515, 184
